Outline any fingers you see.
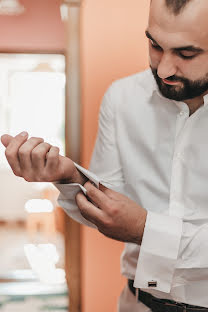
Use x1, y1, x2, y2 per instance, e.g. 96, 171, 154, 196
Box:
76, 191, 104, 224
1, 134, 13, 148
84, 181, 112, 210
4, 132, 29, 176
19, 138, 45, 171
31, 142, 52, 170
2, 132, 63, 182
99, 183, 126, 201
45, 146, 60, 171
99, 183, 116, 198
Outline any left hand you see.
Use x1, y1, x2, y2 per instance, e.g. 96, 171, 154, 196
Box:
76, 181, 147, 244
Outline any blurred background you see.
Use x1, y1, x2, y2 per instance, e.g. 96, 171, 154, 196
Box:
0, 0, 149, 311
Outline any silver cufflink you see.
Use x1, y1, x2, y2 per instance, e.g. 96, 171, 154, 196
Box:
148, 281, 157, 288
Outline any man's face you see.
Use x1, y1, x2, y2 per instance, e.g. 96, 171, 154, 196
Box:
147, 0, 208, 101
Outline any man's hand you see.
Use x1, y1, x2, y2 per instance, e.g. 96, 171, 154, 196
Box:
1, 132, 86, 184
76, 182, 147, 244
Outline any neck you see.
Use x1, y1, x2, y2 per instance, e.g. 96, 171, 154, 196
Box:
184, 92, 208, 116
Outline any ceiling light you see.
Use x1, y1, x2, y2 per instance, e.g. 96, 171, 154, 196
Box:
60, 3, 68, 21
0, 0, 25, 16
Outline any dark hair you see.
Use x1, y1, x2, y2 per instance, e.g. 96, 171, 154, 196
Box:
165, 0, 192, 15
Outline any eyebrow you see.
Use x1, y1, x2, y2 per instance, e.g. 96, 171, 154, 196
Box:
145, 30, 159, 45
145, 30, 204, 53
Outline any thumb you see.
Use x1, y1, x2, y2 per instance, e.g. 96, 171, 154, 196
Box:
1, 134, 14, 148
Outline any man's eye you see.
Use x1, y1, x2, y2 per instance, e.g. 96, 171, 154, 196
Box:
178, 51, 197, 60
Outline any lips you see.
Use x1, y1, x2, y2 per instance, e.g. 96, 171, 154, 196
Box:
162, 78, 180, 85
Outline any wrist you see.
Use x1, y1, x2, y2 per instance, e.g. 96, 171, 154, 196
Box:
60, 168, 88, 185
72, 169, 88, 185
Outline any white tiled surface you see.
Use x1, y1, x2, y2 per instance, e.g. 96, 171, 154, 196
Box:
0, 226, 67, 311
0, 227, 65, 273
0, 293, 68, 312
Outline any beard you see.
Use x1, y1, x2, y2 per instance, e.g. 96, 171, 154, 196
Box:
151, 66, 208, 101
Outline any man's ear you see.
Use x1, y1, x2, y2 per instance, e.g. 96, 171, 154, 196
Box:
1, 134, 13, 147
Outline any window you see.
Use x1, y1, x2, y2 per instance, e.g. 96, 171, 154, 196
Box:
0, 53, 66, 168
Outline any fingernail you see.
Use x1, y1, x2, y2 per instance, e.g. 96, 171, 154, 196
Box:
20, 131, 28, 137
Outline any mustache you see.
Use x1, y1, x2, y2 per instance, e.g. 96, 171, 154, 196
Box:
164, 75, 185, 82
151, 66, 186, 83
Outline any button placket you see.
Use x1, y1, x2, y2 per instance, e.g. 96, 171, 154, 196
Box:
169, 155, 183, 217
169, 122, 189, 218
175, 112, 188, 141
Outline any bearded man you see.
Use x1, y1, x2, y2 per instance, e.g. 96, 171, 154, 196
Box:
2, 0, 208, 311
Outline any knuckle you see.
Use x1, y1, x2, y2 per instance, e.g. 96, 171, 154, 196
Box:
47, 154, 58, 163
48, 151, 56, 158
34, 143, 50, 154
50, 146, 59, 154
102, 218, 112, 228
110, 203, 119, 216
18, 146, 28, 157
32, 150, 45, 161
5, 147, 14, 159
111, 208, 119, 217
5, 149, 11, 159
42, 142, 51, 148
29, 137, 44, 143
31, 148, 41, 159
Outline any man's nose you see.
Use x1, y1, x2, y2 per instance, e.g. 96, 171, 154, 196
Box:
157, 52, 177, 79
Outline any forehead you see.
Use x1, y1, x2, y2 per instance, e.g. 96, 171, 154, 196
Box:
148, 0, 208, 48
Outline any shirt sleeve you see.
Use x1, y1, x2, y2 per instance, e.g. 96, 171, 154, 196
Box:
134, 209, 208, 294
134, 211, 183, 293
54, 84, 125, 227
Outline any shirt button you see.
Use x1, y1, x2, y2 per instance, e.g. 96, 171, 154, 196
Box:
179, 111, 185, 116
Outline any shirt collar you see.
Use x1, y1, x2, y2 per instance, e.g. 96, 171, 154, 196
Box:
203, 93, 208, 106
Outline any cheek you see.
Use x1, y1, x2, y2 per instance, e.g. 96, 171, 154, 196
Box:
149, 46, 162, 68
176, 56, 208, 81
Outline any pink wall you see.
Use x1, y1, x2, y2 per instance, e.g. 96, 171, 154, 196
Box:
0, 1, 150, 310
0, 0, 65, 52
81, 1, 150, 311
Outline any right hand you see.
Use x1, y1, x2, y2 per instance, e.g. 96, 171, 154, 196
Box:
1, 131, 81, 183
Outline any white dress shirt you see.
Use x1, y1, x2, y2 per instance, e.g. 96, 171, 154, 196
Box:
55, 69, 208, 308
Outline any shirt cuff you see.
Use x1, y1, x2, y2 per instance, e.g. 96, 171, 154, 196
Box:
74, 162, 100, 187
53, 162, 101, 229
54, 162, 113, 198
53, 162, 100, 197
134, 211, 182, 293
